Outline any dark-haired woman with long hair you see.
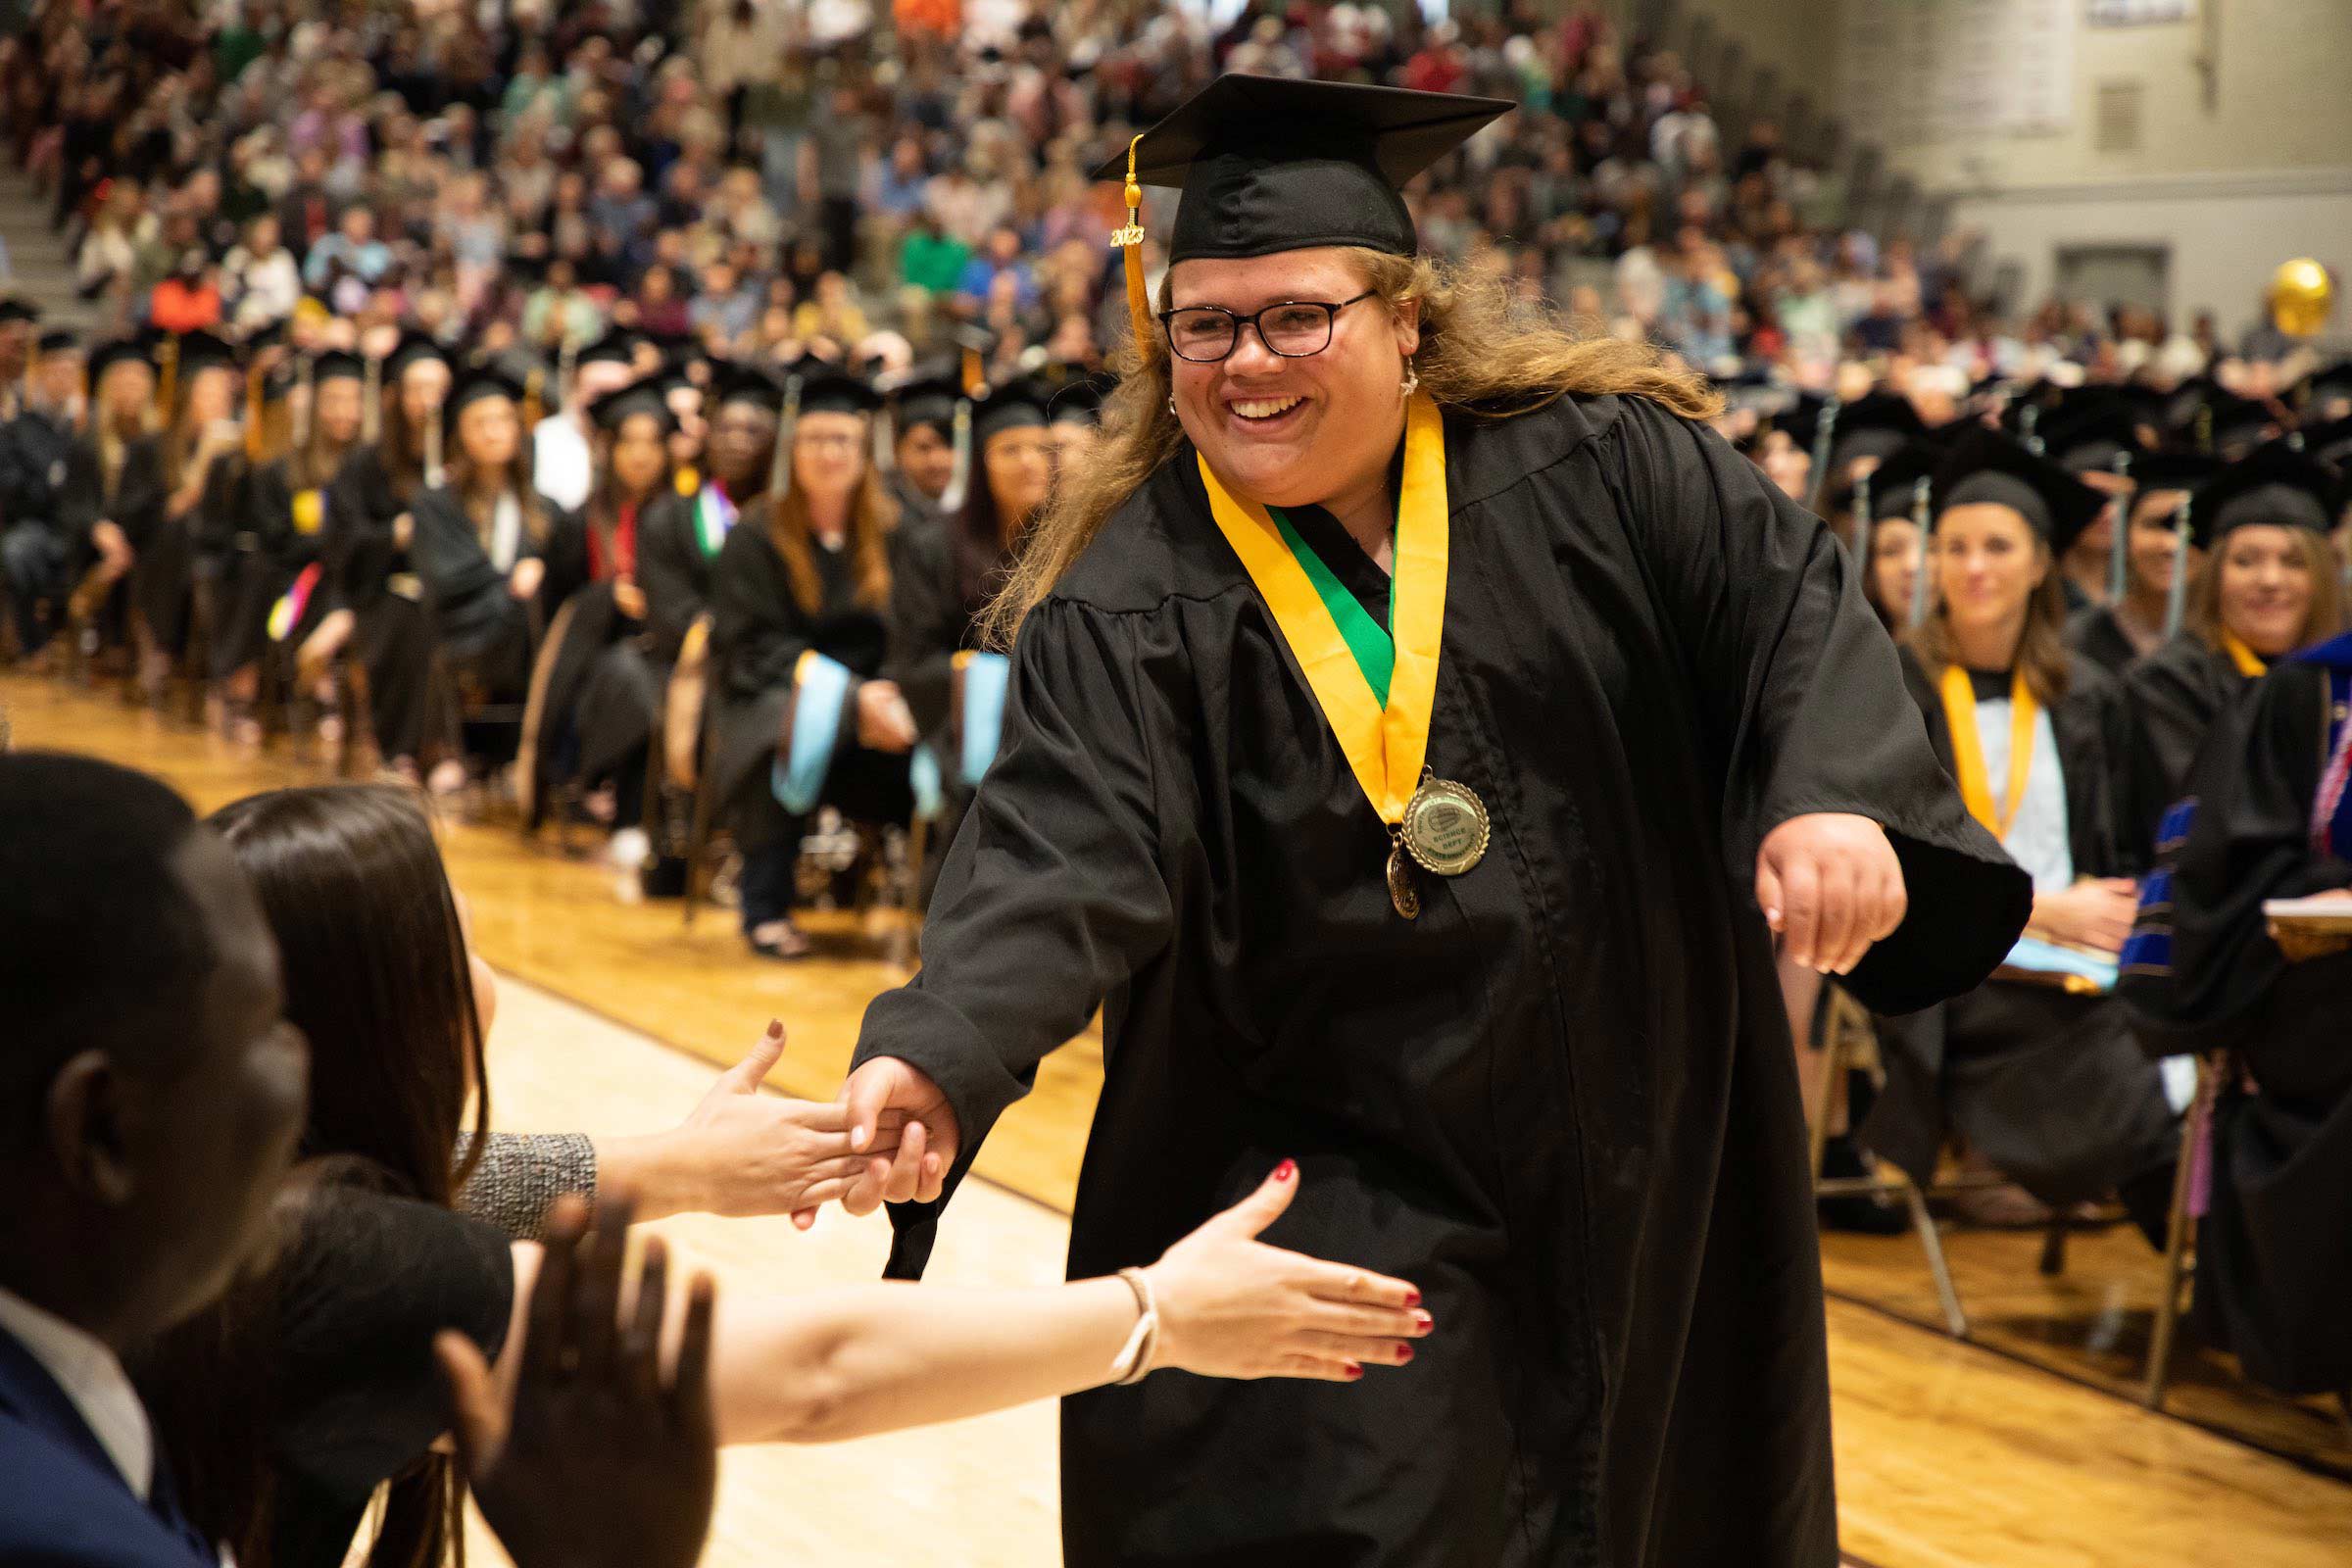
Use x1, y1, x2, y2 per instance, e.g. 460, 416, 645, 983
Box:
1860, 429, 2179, 1232
404, 369, 578, 796
137, 782, 1429, 1568
527, 377, 677, 858
709, 369, 913, 958
318, 338, 450, 774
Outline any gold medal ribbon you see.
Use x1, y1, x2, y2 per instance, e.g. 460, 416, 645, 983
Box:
1939, 663, 2038, 841
1198, 391, 1448, 826
2221, 630, 2269, 678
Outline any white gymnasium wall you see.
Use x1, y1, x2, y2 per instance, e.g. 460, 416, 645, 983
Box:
1835, 0, 2352, 339
1657, 0, 2351, 338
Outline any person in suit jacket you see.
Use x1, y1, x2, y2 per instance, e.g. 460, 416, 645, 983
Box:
0, 755, 309, 1567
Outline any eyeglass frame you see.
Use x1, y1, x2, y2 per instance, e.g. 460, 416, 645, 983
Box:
1156, 290, 1382, 365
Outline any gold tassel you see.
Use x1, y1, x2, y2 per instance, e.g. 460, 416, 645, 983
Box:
1112, 133, 1156, 364
244, 359, 267, 462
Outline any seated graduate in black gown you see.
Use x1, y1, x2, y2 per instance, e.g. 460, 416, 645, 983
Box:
130, 331, 244, 700
522, 374, 677, 858
2065, 451, 2219, 676
320, 334, 452, 774
405, 368, 579, 794
204, 352, 368, 743
56, 336, 167, 662
1862, 427, 2178, 1228
886, 376, 1054, 893
2124, 442, 2348, 855
2035, 394, 2147, 615
1827, 436, 1939, 635
882, 370, 962, 532
2119, 629, 2352, 1396
0, 330, 88, 661
709, 367, 914, 959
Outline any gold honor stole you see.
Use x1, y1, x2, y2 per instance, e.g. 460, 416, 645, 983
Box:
1939, 664, 2038, 841
2221, 631, 2269, 678
1197, 392, 1486, 916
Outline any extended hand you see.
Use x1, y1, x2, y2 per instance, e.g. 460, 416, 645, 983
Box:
2029, 877, 2139, 957
836, 1054, 959, 1215
631, 1021, 881, 1226
1755, 812, 1907, 975
1144, 1163, 1430, 1383
437, 1193, 716, 1568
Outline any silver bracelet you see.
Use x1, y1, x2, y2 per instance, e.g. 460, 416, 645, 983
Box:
1110, 1266, 1159, 1386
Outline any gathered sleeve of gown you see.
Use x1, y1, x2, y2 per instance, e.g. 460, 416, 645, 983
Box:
111, 437, 169, 554
853, 592, 1179, 1264
635, 494, 704, 662
710, 521, 814, 701
1602, 398, 2032, 1013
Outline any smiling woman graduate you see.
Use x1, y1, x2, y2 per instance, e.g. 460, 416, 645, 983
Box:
823, 76, 2030, 1568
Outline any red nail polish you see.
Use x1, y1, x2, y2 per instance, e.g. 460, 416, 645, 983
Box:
1274, 1159, 1297, 1183
1413, 1312, 1434, 1333
1345, 1363, 1364, 1380
1396, 1346, 1414, 1364
1403, 1290, 1421, 1307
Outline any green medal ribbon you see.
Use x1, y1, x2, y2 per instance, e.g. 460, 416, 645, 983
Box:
1265, 508, 1396, 709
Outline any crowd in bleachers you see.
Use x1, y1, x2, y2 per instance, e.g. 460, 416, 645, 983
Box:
0, 3, 2349, 1561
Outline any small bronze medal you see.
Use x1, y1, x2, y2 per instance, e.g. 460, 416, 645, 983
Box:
1385, 841, 1421, 920
1399, 775, 1490, 877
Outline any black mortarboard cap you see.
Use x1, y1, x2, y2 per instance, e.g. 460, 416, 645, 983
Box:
1048, 371, 1113, 426
2298, 358, 2352, 415
2207, 393, 2278, 460
712, 363, 787, 415
1825, 392, 1928, 473
793, 368, 882, 418
590, 374, 677, 434
443, 366, 525, 436
1832, 439, 1943, 522
971, 377, 1052, 446
2186, 441, 2336, 547
35, 329, 80, 358
0, 299, 39, 327
311, 350, 365, 385
1931, 426, 2108, 556
889, 371, 964, 435
577, 331, 639, 369
86, 336, 154, 383
385, 331, 451, 378
2126, 451, 2222, 497
2041, 398, 2146, 474
170, 329, 240, 377
1764, 390, 1831, 455
1095, 75, 1514, 264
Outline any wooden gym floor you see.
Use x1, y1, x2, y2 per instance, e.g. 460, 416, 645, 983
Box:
8, 668, 2351, 1568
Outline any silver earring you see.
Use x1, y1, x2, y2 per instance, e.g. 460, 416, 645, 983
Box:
1167, 393, 1178, 416
1400, 364, 1420, 398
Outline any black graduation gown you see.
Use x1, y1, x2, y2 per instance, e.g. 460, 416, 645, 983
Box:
2121, 645, 2352, 1393
2064, 601, 2147, 679
2123, 632, 2258, 860
407, 484, 568, 700
56, 434, 166, 641
0, 406, 77, 543
323, 444, 444, 758
205, 457, 335, 678
132, 447, 223, 662
1862, 651, 2176, 1205
707, 518, 895, 849
884, 510, 1009, 900
854, 395, 2030, 1567
635, 489, 719, 666
523, 504, 664, 820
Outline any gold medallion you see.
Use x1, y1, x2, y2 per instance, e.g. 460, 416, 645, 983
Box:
1400, 776, 1489, 876
1386, 842, 1421, 920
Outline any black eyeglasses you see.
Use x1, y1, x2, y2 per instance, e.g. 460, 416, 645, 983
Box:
1157, 291, 1379, 365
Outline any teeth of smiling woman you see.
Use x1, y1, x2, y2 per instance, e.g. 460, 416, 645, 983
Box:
1231, 396, 1303, 419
